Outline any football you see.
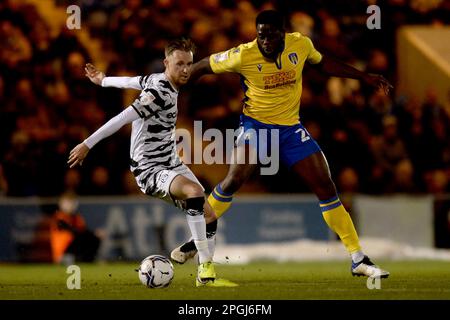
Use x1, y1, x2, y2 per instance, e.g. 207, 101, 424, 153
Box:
138, 255, 174, 288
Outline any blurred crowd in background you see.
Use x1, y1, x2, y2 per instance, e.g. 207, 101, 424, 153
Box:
0, 0, 449, 198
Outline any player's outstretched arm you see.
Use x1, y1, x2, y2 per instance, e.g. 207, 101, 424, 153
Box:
67, 106, 140, 168
187, 57, 214, 84
85, 63, 143, 90
311, 55, 393, 95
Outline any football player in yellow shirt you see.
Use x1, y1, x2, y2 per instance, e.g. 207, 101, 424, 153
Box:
171, 10, 392, 278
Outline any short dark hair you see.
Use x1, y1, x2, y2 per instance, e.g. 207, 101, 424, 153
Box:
165, 38, 196, 57
255, 10, 285, 30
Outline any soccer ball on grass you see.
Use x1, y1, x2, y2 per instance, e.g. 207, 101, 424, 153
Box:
137, 255, 174, 288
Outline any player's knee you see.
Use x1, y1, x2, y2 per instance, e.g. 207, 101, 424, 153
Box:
182, 183, 204, 199
185, 197, 205, 216
315, 179, 338, 200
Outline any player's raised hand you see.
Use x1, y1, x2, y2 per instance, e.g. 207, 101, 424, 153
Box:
68, 143, 90, 168
85, 63, 105, 85
363, 73, 393, 95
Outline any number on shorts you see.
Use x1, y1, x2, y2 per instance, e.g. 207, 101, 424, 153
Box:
295, 128, 311, 143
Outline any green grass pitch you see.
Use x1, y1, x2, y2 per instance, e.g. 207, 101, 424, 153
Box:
1, 260, 450, 300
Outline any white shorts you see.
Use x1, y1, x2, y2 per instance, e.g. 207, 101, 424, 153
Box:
136, 164, 204, 209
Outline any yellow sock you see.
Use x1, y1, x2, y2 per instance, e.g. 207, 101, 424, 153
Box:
207, 185, 233, 218
320, 196, 361, 254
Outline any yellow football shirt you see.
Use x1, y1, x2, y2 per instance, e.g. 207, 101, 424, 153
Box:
210, 32, 322, 125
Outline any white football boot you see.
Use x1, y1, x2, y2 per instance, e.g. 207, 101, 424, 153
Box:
170, 241, 197, 264
351, 255, 390, 278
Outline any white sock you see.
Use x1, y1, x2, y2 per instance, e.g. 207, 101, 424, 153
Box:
186, 215, 211, 264
207, 236, 216, 259
194, 239, 209, 264
351, 250, 365, 263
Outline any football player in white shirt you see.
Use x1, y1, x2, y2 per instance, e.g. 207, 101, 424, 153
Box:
68, 38, 236, 287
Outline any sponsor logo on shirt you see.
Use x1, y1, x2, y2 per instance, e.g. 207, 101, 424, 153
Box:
263, 70, 296, 89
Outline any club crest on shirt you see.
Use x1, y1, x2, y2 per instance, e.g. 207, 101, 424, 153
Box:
257, 64, 262, 72
288, 52, 298, 65
140, 92, 155, 105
